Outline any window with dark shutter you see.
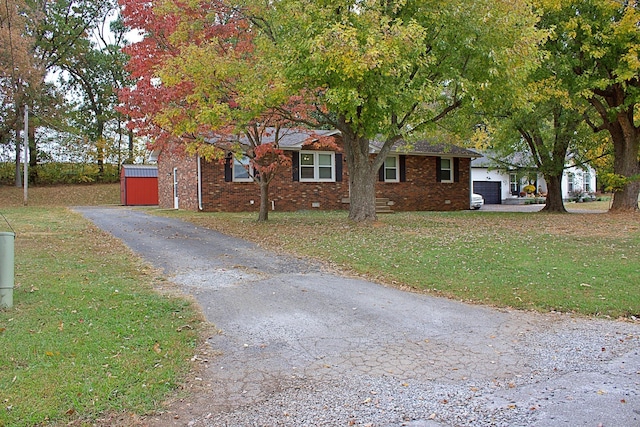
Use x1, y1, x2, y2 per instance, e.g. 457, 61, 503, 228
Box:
292, 152, 300, 182
454, 158, 460, 183
335, 153, 343, 182
399, 155, 406, 182
224, 155, 232, 182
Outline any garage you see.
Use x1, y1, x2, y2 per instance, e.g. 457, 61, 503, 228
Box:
473, 181, 502, 204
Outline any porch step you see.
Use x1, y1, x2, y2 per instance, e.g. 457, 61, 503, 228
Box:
376, 198, 394, 214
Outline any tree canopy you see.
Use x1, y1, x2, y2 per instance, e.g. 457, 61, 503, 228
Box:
249, 0, 541, 221
120, 0, 541, 221
533, 0, 640, 211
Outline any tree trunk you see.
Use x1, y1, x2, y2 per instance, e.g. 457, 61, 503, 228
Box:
14, 110, 22, 187
348, 160, 377, 222
29, 122, 37, 185
128, 126, 135, 163
611, 180, 640, 212
610, 130, 640, 212
540, 174, 566, 213
342, 132, 378, 222
96, 119, 106, 176
257, 178, 269, 222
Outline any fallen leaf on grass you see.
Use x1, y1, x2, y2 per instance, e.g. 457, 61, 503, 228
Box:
153, 342, 162, 354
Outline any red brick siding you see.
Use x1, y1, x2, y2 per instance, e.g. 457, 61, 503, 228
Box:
158, 142, 471, 212
199, 153, 470, 212
376, 156, 471, 211
201, 152, 350, 212
157, 148, 200, 211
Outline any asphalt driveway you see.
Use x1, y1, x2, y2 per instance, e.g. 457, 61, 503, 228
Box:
75, 207, 639, 427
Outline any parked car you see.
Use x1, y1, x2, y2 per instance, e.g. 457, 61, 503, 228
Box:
471, 193, 484, 210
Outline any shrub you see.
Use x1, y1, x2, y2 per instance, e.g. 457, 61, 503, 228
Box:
0, 162, 120, 185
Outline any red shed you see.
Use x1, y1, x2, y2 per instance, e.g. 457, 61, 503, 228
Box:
120, 164, 159, 206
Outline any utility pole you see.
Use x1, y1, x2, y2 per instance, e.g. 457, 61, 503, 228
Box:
23, 105, 28, 206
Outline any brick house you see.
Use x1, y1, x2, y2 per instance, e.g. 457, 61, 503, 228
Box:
152, 129, 479, 213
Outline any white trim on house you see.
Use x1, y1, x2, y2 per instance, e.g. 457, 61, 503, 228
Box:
439, 157, 454, 183
232, 155, 254, 182
383, 155, 400, 182
299, 151, 336, 182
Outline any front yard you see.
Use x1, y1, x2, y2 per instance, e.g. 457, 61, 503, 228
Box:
158, 209, 640, 319
0, 184, 637, 426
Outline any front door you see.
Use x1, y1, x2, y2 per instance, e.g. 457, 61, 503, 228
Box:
173, 168, 179, 209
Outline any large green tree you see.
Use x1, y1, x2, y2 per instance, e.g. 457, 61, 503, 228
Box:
56, 11, 133, 174
473, 52, 603, 213
248, 0, 541, 221
1, 0, 43, 186
536, 0, 640, 212
38, 0, 136, 176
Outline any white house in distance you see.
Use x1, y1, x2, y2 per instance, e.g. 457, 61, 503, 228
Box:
471, 153, 597, 204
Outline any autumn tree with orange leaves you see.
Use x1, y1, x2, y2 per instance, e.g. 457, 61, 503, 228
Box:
119, 0, 307, 221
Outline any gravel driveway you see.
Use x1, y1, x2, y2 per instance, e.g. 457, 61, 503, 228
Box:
75, 207, 639, 427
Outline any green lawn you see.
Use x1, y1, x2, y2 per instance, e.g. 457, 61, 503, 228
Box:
157, 209, 640, 319
0, 184, 637, 425
0, 205, 202, 426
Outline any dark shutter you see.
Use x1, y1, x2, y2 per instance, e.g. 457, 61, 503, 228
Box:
335, 153, 343, 182
224, 155, 232, 182
399, 155, 406, 182
435, 157, 441, 182
292, 151, 299, 182
454, 158, 460, 183
378, 162, 385, 181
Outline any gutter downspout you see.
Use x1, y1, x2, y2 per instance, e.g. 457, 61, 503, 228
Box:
197, 156, 203, 211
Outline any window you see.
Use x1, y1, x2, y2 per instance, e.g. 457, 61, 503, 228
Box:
300, 151, 335, 182
567, 172, 575, 193
509, 173, 518, 195
439, 157, 453, 183
233, 155, 253, 182
383, 156, 399, 182
584, 172, 591, 192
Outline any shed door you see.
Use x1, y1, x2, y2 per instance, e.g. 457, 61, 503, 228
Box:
473, 181, 502, 204
173, 168, 179, 209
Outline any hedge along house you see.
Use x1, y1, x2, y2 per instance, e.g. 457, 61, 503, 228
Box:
152, 129, 479, 213
120, 164, 159, 206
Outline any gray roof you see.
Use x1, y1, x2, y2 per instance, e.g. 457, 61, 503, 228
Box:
122, 164, 158, 178
206, 128, 340, 150
370, 139, 480, 158
471, 155, 494, 168
471, 151, 536, 169
207, 127, 479, 157
276, 129, 341, 149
